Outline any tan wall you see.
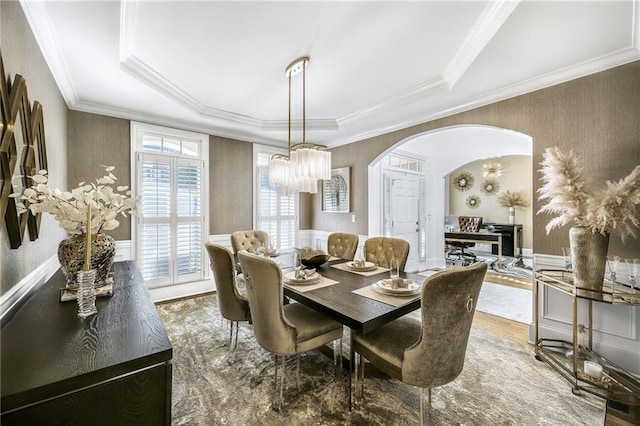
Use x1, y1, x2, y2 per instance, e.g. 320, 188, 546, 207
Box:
449, 155, 533, 249
68, 111, 131, 240
209, 136, 253, 234
1, 1, 69, 293
309, 61, 640, 258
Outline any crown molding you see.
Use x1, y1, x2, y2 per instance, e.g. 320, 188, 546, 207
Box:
328, 47, 640, 148
338, 77, 448, 126
443, 0, 521, 88
19, 0, 78, 107
71, 99, 285, 147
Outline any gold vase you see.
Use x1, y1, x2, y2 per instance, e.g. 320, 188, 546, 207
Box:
569, 226, 609, 295
58, 234, 116, 289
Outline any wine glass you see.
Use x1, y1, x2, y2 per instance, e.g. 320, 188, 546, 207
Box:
606, 255, 621, 282
625, 259, 639, 290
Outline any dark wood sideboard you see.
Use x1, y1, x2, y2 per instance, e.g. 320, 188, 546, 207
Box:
1, 261, 173, 425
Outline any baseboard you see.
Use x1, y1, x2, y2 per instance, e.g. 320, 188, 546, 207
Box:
149, 279, 215, 303
0, 254, 60, 327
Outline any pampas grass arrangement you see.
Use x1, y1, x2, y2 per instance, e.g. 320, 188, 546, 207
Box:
537, 147, 640, 241
498, 190, 529, 209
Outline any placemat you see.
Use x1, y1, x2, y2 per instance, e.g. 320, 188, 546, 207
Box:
352, 285, 420, 307
284, 276, 340, 293
331, 262, 389, 276
328, 256, 342, 262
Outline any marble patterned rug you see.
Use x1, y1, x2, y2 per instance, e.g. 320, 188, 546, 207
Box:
156, 294, 603, 425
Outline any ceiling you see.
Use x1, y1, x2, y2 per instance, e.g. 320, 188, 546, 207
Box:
21, 1, 639, 148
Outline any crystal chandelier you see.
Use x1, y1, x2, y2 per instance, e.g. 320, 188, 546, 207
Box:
269, 57, 331, 194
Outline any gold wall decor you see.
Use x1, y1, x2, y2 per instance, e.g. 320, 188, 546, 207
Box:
452, 171, 474, 192
480, 178, 500, 196
465, 194, 481, 209
0, 51, 46, 249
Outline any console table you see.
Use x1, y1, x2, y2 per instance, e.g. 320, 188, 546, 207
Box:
534, 269, 639, 424
1, 261, 173, 425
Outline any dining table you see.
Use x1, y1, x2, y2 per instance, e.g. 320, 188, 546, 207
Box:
279, 255, 426, 334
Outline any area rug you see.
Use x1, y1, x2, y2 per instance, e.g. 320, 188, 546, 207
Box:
156, 295, 603, 425
475, 281, 532, 324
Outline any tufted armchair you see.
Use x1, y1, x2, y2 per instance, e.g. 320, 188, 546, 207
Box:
230, 230, 269, 254
238, 251, 344, 408
351, 262, 487, 424
327, 232, 359, 260
205, 243, 251, 349
364, 237, 410, 272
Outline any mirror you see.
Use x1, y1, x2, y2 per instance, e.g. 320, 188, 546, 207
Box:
27, 102, 46, 240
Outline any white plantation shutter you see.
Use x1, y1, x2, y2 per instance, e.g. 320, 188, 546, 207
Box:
137, 153, 205, 288
255, 152, 298, 250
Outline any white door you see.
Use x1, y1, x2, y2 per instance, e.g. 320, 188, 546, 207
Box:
384, 170, 422, 271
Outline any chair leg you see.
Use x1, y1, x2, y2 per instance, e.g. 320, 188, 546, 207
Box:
279, 354, 286, 408
419, 387, 432, 426
233, 321, 239, 350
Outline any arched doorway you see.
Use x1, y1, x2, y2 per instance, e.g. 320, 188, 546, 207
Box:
368, 125, 533, 271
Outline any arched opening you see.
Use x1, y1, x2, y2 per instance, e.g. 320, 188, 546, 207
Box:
368, 124, 533, 271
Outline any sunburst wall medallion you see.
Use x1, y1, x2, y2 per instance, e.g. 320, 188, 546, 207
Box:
480, 178, 500, 196
482, 162, 504, 178
466, 195, 481, 209
452, 171, 474, 192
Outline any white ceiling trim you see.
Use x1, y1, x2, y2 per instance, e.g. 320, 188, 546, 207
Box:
19, 0, 78, 107
443, 0, 521, 88
338, 77, 448, 126
328, 46, 640, 149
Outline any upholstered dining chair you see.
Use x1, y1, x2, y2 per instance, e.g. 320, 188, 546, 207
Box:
350, 261, 487, 424
230, 230, 270, 255
363, 236, 410, 271
448, 216, 483, 261
237, 251, 344, 408
205, 243, 251, 350
327, 232, 359, 260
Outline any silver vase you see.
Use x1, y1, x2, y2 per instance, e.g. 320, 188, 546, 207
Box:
58, 233, 116, 289
569, 226, 609, 294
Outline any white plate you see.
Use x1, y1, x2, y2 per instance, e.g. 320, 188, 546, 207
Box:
373, 279, 420, 295
265, 251, 280, 257
284, 271, 321, 285
346, 261, 377, 272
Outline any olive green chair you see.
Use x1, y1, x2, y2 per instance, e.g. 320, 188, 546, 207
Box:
327, 232, 359, 260
351, 262, 487, 424
238, 251, 344, 408
205, 243, 251, 349
363, 236, 410, 271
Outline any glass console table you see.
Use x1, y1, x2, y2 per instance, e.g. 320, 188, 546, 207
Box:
534, 269, 639, 423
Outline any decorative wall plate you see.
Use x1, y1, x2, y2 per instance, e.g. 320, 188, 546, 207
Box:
480, 178, 500, 196
452, 171, 474, 192
466, 195, 481, 209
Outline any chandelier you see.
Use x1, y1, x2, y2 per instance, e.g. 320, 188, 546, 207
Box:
269, 57, 331, 194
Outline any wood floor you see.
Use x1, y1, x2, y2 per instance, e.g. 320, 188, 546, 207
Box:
475, 270, 532, 346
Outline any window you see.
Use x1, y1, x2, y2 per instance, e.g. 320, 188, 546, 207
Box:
254, 146, 298, 250
132, 122, 209, 289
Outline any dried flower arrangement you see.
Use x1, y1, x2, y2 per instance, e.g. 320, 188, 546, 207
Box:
537, 147, 640, 241
13, 166, 139, 235
498, 190, 529, 209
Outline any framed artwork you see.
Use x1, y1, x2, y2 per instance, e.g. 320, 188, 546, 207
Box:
322, 167, 350, 213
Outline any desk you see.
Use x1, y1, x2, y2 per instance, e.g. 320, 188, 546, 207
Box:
1, 261, 173, 425
445, 231, 503, 266
484, 223, 523, 257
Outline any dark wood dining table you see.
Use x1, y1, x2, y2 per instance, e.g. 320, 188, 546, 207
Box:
279, 255, 426, 334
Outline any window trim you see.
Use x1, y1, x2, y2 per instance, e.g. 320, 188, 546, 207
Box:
130, 121, 210, 282
252, 144, 299, 249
